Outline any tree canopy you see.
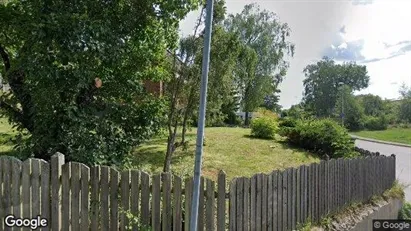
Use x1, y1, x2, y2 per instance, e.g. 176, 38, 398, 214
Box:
0, 0, 200, 165
302, 57, 370, 117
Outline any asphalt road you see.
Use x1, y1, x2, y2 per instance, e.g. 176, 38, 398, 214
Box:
355, 139, 411, 201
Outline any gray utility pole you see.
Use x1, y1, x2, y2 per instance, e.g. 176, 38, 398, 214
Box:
190, 0, 214, 230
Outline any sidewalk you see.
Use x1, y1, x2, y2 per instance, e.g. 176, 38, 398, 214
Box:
350, 134, 411, 148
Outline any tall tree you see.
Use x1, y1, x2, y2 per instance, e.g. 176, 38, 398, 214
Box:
334, 85, 365, 131
303, 57, 370, 117
398, 83, 411, 123
357, 94, 384, 117
162, 0, 242, 172
0, 0, 199, 165
225, 3, 295, 125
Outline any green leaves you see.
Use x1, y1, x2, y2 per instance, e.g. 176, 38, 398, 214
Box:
0, 0, 198, 166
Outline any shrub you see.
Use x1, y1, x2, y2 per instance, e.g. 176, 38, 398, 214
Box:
399, 202, 411, 220
280, 118, 357, 158
250, 117, 278, 139
364, 116, 388, 131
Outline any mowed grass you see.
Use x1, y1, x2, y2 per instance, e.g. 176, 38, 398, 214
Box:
351, 128, 411, 145
133, 127, 319, 181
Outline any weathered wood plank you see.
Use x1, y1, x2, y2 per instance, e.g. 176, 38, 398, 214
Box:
229, 178, 237, 231
236, 178, 243, 231
206, 178, 215, 231
11, 159, 22, 231
90, 166, 101, 231
61, 163, 71, 231
282, 170, 287, 231
51, 153, 65, 231
250, 175, 257, 230
277, 171, 283, 231
110, 169, 119, 231
100, 166, 110, 231
256, 174, 262, 231
2, 158, 12, 219
140, 171, 150, 227
31, 159, 41, 219
198, 177, 205, 231
287, 169, 292, 230
262, 174, 268, 231
267, 174, 273, 231
184, 177, 193, 231
152, 174, 161, 231
71, 163, 81, 231
243, 177, 250, 231
173, 175, 182, 231
39, 160, 50, 231
81, 164, 90, 231
162, 173, 172, 231
120, 170, 130, 230
272, 171, 278, 231
130, 170, 140, 231
217, 171, 226, 231
292, 168, 297, 230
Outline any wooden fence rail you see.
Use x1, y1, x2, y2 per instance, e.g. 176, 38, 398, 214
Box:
0, 153, 396, 231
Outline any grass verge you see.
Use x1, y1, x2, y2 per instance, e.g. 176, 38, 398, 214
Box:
351, 128, 411, 145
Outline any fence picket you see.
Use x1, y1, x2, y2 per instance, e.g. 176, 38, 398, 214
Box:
217, 171, 226, 231
206, 178, 215, 231
11, 158, 22, 231
110, 169, 119, 231
250, 175, 257, 230
130, 170, 140, 231
100, 166, 110, 231
267, 173, 273, 231
229, 178, 237, 231
141, 171, 150, 227
199, 177, 205, 231
184, 177, 193, 231
152, 174, 161, 231
51, 153, 64, 231
243, 177, 250, 231
90, 166, 101, 231
162, 173, 172, 231
277, 171, 283, 231
81, 164, 90, 231
71, 163, 81, 231
61, 163, 71, 231
120, 170, 130, 230
174, 176, 182, 231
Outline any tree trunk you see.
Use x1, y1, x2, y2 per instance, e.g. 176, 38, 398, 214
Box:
244, 111, 250, 126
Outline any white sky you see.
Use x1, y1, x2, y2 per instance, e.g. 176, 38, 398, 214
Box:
179, 0, 411, 108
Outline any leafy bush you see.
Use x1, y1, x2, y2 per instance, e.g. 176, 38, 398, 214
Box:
250, 117, 278, 139
399, 202, 411, 220
279, 118, 357, 158
364, 116, 388, 131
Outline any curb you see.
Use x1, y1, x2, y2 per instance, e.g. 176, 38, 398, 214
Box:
350, 135, 411, 148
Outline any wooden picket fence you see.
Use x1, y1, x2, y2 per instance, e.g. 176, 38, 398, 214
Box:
0, 153, 395, 231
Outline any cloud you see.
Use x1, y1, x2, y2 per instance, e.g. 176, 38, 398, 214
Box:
352, 0, 373, 5
323, 39, 365, 61
360, 40, 411, 63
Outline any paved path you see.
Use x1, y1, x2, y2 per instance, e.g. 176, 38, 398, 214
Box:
355, 139, 411, 201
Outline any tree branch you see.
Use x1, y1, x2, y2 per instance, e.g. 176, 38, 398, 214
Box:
0, 43, 11, 71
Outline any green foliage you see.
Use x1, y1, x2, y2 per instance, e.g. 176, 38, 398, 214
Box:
334, 85, 365, 131
399, 202, 411, 220
225, 3, 294, 118
281, 104, 313, 120
357, 94, 385, 117
364, 116, 388, 131
0, 0, 199, 165
303, 57, 370, 117
398, 98, 411, 123
250, 116, 278, 139
279, 118, 357, 158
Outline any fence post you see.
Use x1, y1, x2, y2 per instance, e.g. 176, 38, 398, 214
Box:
217, 171, 226, 231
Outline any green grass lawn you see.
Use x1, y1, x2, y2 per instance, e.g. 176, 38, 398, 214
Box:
0, 117, 17, 155
133, 127, 319, 181
351, 128, 411, 145
0, 117, 319, 181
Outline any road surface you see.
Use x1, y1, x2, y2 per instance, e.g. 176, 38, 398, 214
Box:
355, 139, 411, 201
